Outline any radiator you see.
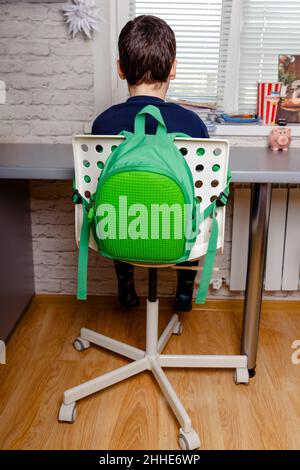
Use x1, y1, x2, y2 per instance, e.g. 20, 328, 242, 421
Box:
230, 187, 300, 291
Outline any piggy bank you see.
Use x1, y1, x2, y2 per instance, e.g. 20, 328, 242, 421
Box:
269, 127, 291, 151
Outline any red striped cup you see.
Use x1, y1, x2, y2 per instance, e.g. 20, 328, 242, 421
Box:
257, 82, 282, 124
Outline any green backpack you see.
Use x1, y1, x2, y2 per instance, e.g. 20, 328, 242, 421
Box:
73, 105, 231, 304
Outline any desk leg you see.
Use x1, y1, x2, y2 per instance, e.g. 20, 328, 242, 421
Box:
241, 182, 272, 375
0, 180, 34, 342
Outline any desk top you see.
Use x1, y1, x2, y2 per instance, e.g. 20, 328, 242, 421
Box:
0, 143, 300, 183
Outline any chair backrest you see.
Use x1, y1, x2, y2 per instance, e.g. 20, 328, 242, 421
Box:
73, 135, 230, 261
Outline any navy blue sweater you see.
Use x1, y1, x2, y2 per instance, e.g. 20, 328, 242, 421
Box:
92, 95, 209, 138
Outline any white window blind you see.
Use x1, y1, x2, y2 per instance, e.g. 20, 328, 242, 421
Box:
131, 0, 232, 104
239, 0, 300, 113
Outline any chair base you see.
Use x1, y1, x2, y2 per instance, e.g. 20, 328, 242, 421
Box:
58, 299, 249, 450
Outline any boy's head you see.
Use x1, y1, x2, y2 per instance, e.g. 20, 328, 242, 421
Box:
118, 15, 177, 90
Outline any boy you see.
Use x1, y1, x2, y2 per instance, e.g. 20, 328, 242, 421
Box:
92, 15, 209, 312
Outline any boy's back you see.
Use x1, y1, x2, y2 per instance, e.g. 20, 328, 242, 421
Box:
92, 14, 209, 312
92, 95, 209, 138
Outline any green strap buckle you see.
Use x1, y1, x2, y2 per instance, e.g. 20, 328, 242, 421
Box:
216, 191, 230, 207
87, 207, 94, 223
72, 189, 82, 205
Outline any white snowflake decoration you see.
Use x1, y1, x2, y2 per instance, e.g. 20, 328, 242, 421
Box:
63, 0, 103, 39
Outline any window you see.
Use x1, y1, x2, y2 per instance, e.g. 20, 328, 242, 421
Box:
113, 0, 300, 123
239, 0, 300, 113
131, 0, 232, 104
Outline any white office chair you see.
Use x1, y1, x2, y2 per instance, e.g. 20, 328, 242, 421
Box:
58, 135, 249, 450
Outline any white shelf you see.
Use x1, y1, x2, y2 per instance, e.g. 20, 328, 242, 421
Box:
212, 124, 300, 137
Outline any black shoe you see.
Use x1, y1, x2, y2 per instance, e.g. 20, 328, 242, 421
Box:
114, 260, 140, 309
174, 280, 194, 312
118, 287, 140, 309
174, 294, 193, 312
174, 262, 197, 312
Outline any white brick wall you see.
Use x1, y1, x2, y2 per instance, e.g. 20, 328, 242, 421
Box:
1, 1, 300, 299
0, 0, 94, 143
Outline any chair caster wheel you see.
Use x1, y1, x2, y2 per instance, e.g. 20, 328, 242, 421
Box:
58, 402, 77, 423
234, 367, 249, 385
73, 337, 90, 352
248, 368, 256, 378
173, 322, 183, 336
178, 428, 200, 450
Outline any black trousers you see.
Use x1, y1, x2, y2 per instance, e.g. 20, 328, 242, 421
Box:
114, 259, 199, 291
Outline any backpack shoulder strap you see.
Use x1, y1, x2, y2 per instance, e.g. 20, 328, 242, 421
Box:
77, 206, 91, 300
72, 188, 94, 300
195, 169, 231, 304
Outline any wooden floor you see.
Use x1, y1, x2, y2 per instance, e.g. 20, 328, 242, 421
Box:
0, 295, 300, 450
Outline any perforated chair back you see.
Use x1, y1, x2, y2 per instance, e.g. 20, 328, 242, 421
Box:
73, 135, 229, 261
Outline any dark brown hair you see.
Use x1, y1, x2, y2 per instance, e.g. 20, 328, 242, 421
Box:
118, 15, 176, 86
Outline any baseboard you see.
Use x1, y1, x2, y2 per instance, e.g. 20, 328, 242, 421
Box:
30, 294, 300, 313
